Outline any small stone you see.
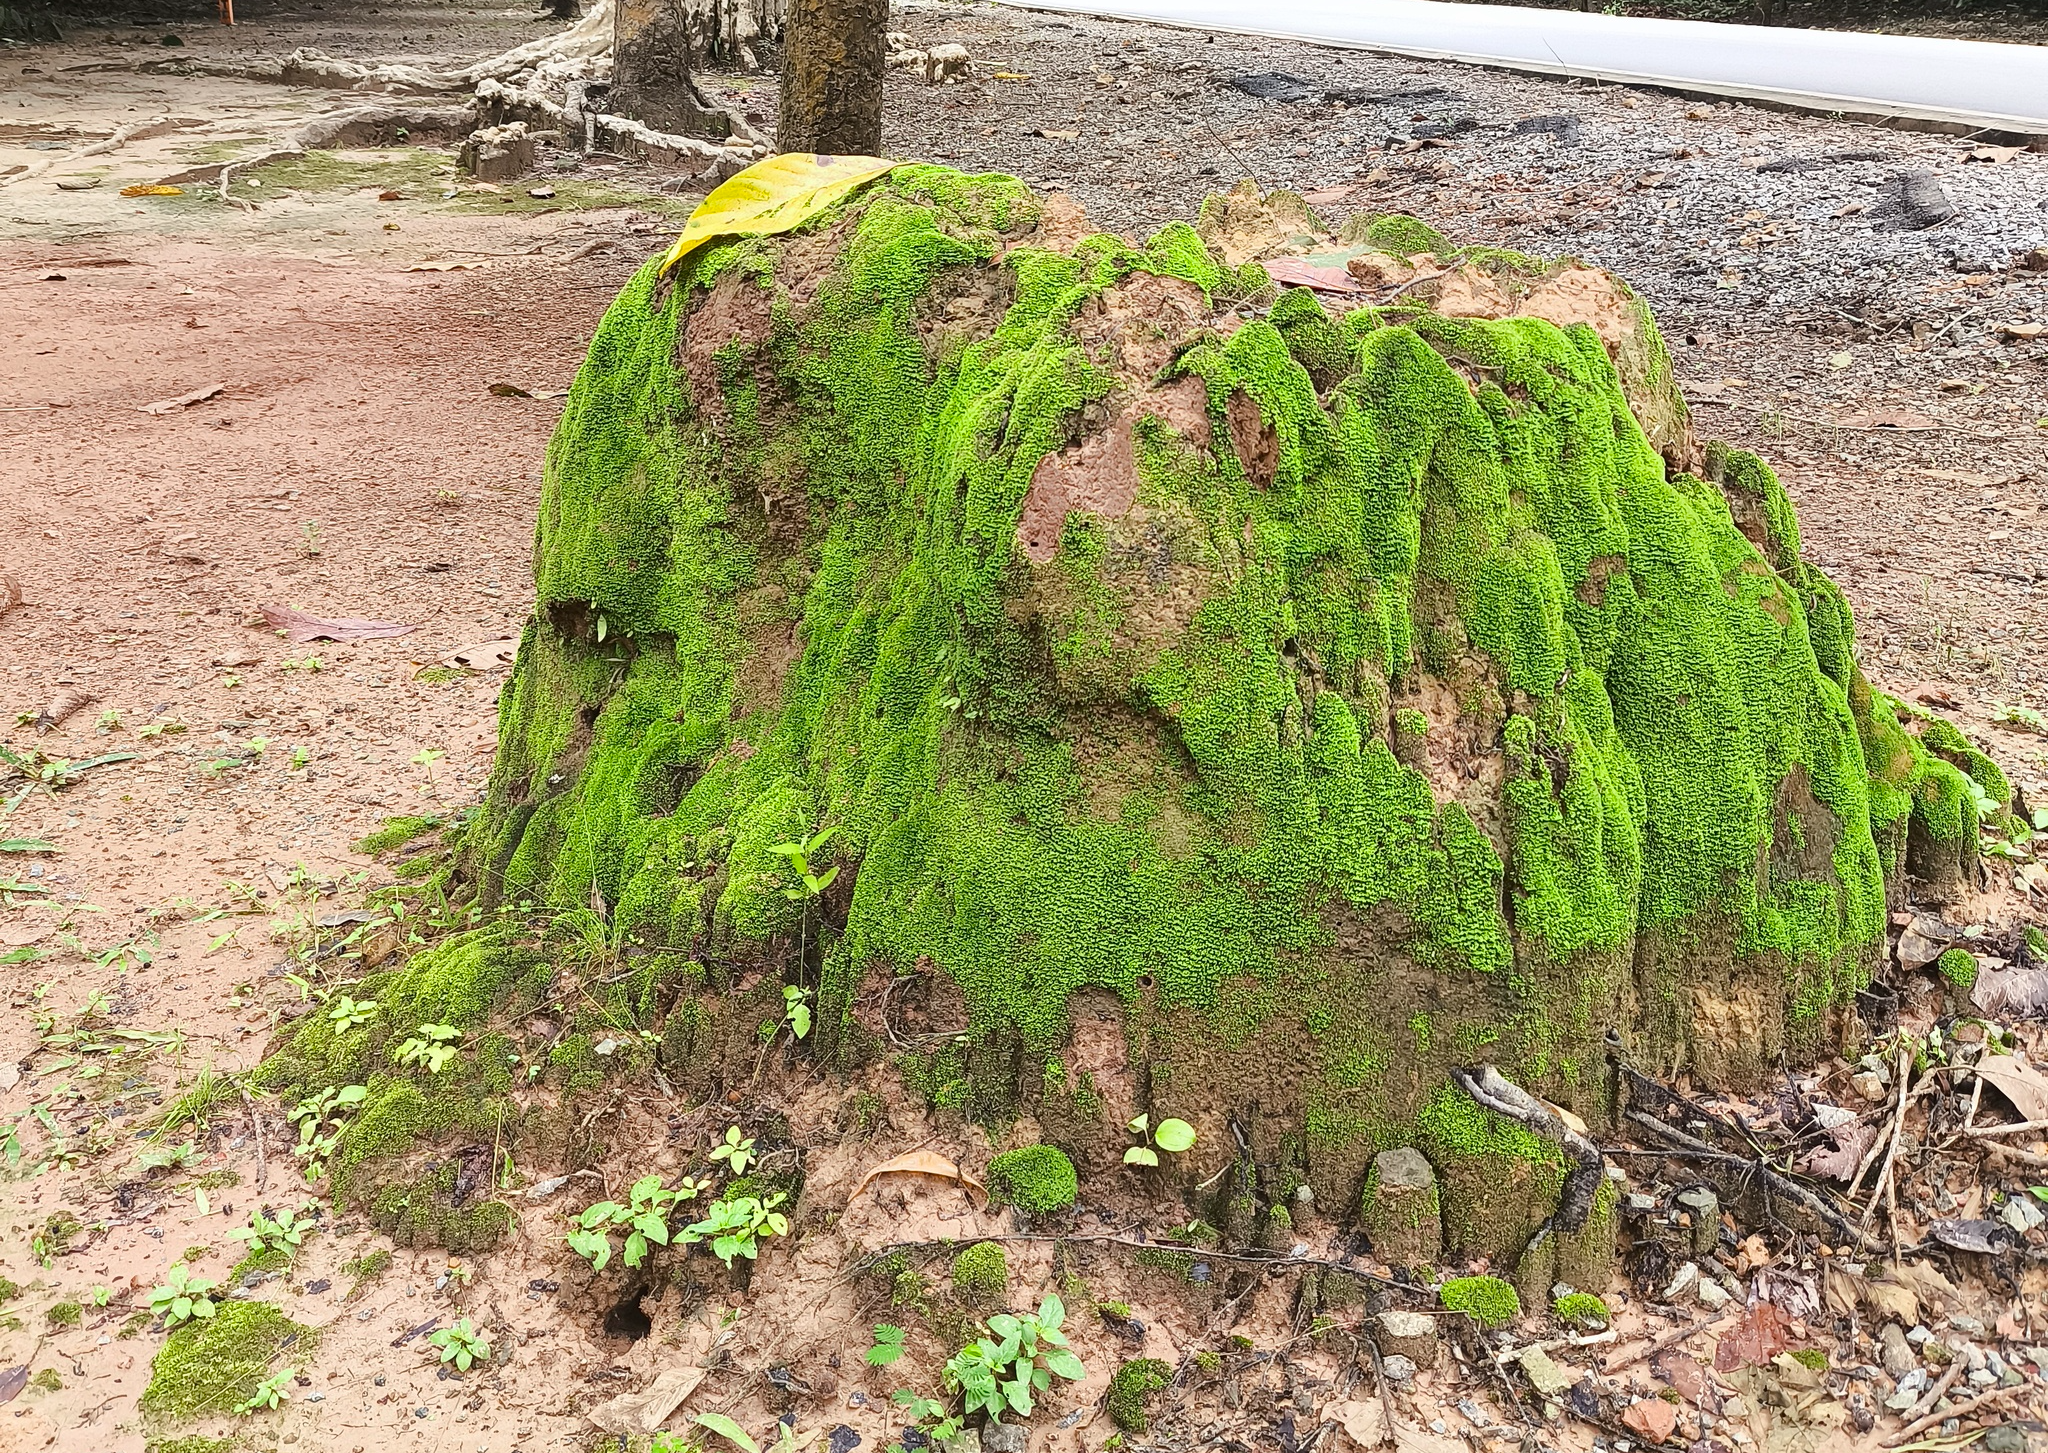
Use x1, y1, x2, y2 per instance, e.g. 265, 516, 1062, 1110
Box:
1381, 1354, 1417, 1384
1984, 1426, 2027, 1453
2000, 1369, 2023, 1388
1697, 1277, 1731, 1310
1907, 1325, 1933, 1345
1454, 1398, 1492, 1428
1969, 1369, 1998, 1388
1374, 1310, 1440, 1369
1519, 1348, 1574, 1398
1851, 1072, 1887, 1102
1881, 1324, 1915, 1377
1361, 1148, 1441, 1271
1965, 1345, 1988, 1373
415, 1407, 430, 1419
374, 1375, 387, 1387
1723, 1396, 1749, 1418
1884, 1387, 1919, 1412
1675, 1189, 1720, 1254
1951, 1314, 1986, 1336
1661, 1261, 1700, 1303
2001, 1196, 2044, 1234
980, 1422, 1027, 1453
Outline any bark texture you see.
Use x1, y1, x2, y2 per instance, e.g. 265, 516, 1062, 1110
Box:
775, 0, 885, 153
611, 0, 723, 135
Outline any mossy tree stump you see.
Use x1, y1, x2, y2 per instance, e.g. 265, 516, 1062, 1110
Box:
269, 166, 2005, 1287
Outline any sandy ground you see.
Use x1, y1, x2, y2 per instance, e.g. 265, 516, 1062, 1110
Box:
3, 1, 2048, 1449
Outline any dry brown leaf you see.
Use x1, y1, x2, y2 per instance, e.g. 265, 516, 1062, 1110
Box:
1995, 322, 2045, 341
1262, 257, 1364, 293
851, 1149, 986, 1208
118, 183, 183, 197
1798, 1120, 1877, 1181
1622, 1396, 1678, 1443
137, 383, 224, 415
1653, 1350, 1711, 1401
586, 1365, 706, 1435
1837, 409, 1939, 431
406, 260, 486, 272
1714, 1301, 1792, 1371
1965, 145, 2025, 164
1972, 963, 2048, 1018
1328, 1399, 1466, 1453
34, 688, 94, 734
258, 603, 417, 643
1301, 185, 1354, 206
447, 638, 520, 671
1972, 1055, 2048, 1122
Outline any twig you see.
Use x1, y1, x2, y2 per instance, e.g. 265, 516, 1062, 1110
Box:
1857, 1045, 1915, 1239
1963, 1116, 2048, 1139
239, 1085, 267, 1193
1898, 1357, 1965, 1427
1850, 1046, 1914, 1205
1620, 1112, 1873, 1248
1494, 1329, 1616, 1364
1884, 1383, 2022, 1447
1361, 1321, 1398, 1448
1601, 1310, 1732, 1374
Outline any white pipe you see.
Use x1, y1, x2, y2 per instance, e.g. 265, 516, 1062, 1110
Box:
997, 0, 2048, 136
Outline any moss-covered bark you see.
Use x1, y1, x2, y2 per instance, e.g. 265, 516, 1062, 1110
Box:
276, 166, 2000, 1269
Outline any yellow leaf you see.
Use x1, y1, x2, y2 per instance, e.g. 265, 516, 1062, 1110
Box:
659, 152, 897, 276
119, 184, 184, 198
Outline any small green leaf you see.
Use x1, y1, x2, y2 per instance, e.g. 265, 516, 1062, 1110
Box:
1123, 1145, 1160, 1167
693, 1411, 761, 1453
1152, 1117, 1197, 1153
1126, 1113, 1149, 1134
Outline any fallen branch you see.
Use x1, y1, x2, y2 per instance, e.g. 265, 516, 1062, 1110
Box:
239, 1085, 267, 1193
0, 114, 180, 191
1601, 1309, 1731, 1374
1620, 1111, 1875, 1249
1897, 1356, 1965, 1427
1452, 1063, 1605, 1231
1884, 1382, 2023, 1447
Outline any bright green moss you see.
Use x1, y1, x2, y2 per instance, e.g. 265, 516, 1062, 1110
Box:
0, 1278, 16, 1303
1107, 1357, 1171, 1431
1788, 1346, 1828, 1371
45, 1300, 80, 1327
145, 1437, 238, 1453
29, 1368, 60, 1393
986, 1144, 1079, 1214
1936, 947, 1978, 991
1441, 1275, 1520, 1328
141, 1300, 316, 1418
951, 1241, 1009, 1306
1552, 1291, 1608, 1325
354, 815, 441, 855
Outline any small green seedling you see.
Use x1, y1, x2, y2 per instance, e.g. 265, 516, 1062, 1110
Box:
137, 1140, 200, 1173
943, 1293, 1084, 1424
893, 1390, 963, 1441
867, 1323, 906, 1367
236, 1366, 295, 1414
1122, 1113, 1197, 1167
326, 994, 378, 1030
708, 1124, 756, 1176
685, 1193, 789, 1268
394, 1023, 461, 1073
428, 1317, 492, 1371
149, 1263, 218, 1325
228, 1205, 309, 1257
782, 985, 812, 1041
567, 1174, 701, 1272
769, 825, 839, 902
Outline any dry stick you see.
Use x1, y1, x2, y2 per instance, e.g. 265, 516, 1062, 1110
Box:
1965, 1116, 2048, 1139
1619, 1112, 1873, 1249
1849, 1048, 1915, 1203
1360, 1323, 1398, 1448
1883, 1382, 2025, 1448
239, 1085, 267, 1193
1601, 1309, 1732, 1375
1897, 1357, 1965, 1427
1857, 1046, 1916, 1240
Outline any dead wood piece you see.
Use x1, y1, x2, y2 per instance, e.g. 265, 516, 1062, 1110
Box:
1883, 1382, 2022, 1446
1452, 1063, 1605, 1231
1620, 1110, 1873, 1249
1601, 1310, 1731, 1374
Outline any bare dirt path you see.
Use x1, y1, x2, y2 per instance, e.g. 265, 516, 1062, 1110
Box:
2, 2, 2047, 1449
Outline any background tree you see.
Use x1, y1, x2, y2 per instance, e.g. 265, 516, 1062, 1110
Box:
776, 0, 885, 153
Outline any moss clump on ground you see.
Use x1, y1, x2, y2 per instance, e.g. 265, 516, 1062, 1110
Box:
1787, 1347, 1828, 1371
0, 1278, 17, 1302
45, 1300, 81, 1327
1553, 1291, 1608, 1326
353, 814, 442, 855
29, 1368, 61, 1393
1441, 1275, 1520, 1328
986, 1145, 1079, 1214
140, 1300, 316, 1419
1936, 947, 1978, 991
951, 1241, 1009, 1306
1107, 1357, 1171, 1431
146, 1438, 239, 1453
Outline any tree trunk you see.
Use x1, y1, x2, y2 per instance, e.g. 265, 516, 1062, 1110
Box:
775, 0, 885, 153
611, 0, 725, 135
276, 171, 2006, 1288
684, 0, 786, 72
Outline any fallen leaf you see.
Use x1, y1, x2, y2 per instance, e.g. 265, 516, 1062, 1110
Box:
527, 185, 556, 199
660, 152, 898, 276
0, 1365, 27, 1404
447, 637, 520, 670
1653, 1350, 1712, 1401
34, 688, 94, 735
1328, 1399, 1465, 1453
1622, 1396, 1678, 1442
1035, 129, 1080, 141
406, 260, 486, 272
1301, 185, 1354, 206
1714, 1301, 1792, 1371
1964, 145, 2024, 163
1928, 1217, 2013, 1255
136, 383, 224, 414
1995, 322, 2045, 341
1261, 257, 1365, 293
1798, 1120, 1877, 1181
118, 183, 183, 197
1972, 962, 2048, 1017
851, 1149, 986, 1208
1920, 467, 2001, 486
1828, 351, 1853, 369
587, 1365, 708, 1435
487, 382, 532, 398
257, 603, 417, 643
378, 189, 402, 200
2016, 862, 2048, 899
1972, 1055, 2048, 1122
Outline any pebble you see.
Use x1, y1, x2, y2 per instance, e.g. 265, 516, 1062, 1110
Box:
1697, 1277, 1731, 1310
1907, 1325, 1933, 1345
1969, 1369, 1998, 1388
1951, 1315, 1986, 1336
1880, 1324, 1915, 1377
1382, 1355, 1418, 1383
1662, 1261, 1700, 1302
